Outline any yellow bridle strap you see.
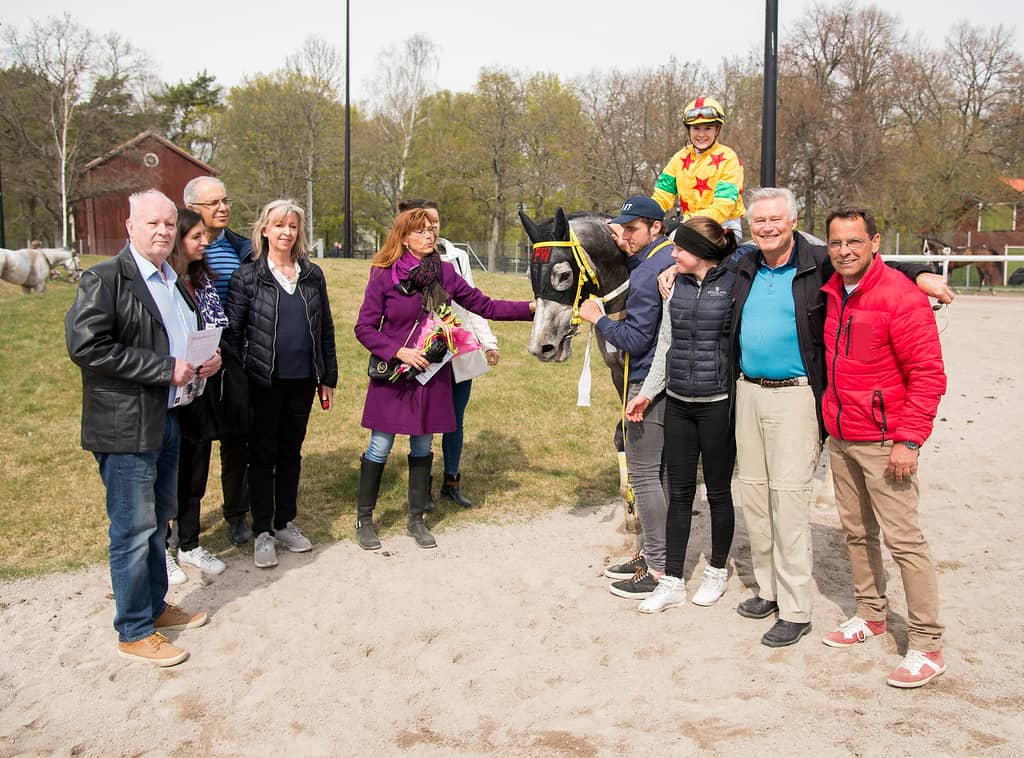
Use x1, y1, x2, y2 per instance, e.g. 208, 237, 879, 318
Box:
532, 229, 601, 325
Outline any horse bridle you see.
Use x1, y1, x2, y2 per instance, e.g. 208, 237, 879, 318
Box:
530, 228, 628, 335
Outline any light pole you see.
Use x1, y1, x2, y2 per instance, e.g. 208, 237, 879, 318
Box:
0, 156, 6, 249
343, 0, 352, 259
761, 0, 779, 187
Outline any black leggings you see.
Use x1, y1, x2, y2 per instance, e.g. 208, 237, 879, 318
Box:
663, 396, 736, 578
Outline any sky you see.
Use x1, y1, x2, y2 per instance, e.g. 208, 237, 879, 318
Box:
2, 0, 1022, 104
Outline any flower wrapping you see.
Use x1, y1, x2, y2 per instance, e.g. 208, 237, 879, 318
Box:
391, 304, 481, 381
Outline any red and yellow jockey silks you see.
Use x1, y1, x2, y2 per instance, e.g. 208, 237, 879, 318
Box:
652, 141, 745, 225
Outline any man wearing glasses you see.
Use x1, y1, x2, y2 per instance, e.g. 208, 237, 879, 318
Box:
183, 176, 254, 546
731, 188, 952, 648
819, 206, 947, 688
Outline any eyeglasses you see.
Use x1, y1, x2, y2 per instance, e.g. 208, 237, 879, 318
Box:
827, 238, 869, 252
684, 106, 724, 122
191, 198, 231, 209
409, 228, 437, 238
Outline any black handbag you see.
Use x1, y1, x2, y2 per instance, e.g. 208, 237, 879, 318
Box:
367, 317, 421, 382
367, 353, 401, 381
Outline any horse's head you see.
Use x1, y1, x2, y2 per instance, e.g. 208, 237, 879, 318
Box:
519, 207, 627, 363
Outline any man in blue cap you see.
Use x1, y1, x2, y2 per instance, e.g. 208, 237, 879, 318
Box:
579, 196, 675, 602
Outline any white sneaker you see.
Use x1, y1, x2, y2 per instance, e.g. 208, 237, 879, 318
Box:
178, 546, 226, 575
165, 550, 187, 586
274, 522, 312, 553
691, 566, 729, 606
253, 532, 278, 568
638, 575, 686, 613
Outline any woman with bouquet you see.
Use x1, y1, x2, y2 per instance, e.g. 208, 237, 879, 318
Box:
354, 208, 534, 550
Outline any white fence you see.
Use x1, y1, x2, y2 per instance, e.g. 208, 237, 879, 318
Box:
881, 253, 1024, 288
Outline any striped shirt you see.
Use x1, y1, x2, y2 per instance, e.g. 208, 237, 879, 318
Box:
205, 230, 243, 307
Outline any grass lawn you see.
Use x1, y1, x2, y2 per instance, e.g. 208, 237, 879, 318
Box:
0, 258, 623, 579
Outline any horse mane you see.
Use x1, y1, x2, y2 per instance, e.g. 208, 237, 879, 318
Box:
533, 211, 609, 228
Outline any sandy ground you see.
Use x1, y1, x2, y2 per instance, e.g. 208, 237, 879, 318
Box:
2, 295, 1023, 757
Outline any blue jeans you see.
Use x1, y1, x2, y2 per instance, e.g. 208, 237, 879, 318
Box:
94, 412, 180, 642
364, 431, 433, 463
442, 377, 473, 476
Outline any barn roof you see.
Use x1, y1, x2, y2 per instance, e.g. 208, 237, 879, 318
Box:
83, 130, 217, 174
1001, 177, 1024, 194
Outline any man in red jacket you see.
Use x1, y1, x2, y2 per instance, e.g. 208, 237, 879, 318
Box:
820, 206, 947, 688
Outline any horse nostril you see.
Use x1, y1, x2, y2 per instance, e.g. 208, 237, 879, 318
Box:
540, 343, 558, 358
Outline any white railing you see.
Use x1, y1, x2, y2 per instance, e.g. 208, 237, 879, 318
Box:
881, 253, 1024, 288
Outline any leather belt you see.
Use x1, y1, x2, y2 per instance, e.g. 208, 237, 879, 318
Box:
741, 373, 809, 388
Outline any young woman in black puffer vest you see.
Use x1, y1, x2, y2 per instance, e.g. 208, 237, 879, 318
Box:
625, 216, 738, 613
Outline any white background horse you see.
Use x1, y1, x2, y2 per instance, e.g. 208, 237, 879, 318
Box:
0, 247, 79, 293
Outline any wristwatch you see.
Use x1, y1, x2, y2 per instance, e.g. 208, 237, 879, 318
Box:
900, 441, 921, 451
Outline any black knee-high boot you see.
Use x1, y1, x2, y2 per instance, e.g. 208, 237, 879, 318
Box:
407, 454, 437, 549
356, 456, 385, 550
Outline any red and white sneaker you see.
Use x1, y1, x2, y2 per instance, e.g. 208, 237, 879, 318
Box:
822, 616, 886, 648
886, 649, 946, 688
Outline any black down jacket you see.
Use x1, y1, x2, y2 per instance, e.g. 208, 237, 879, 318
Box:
665, 263, 737, 398
225, 255, 338, 389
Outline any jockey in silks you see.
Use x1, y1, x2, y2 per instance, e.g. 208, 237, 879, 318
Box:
652, 97, 745, 240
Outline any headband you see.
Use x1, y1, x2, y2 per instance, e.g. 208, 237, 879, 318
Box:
670, 224, 734, 261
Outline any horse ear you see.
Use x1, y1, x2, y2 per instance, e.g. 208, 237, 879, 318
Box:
519, 208, 542, 244
553, 208, 569, 241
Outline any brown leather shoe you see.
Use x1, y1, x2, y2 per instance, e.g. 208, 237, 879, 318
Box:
117, 632, 188, 666
154, 603, 209, 632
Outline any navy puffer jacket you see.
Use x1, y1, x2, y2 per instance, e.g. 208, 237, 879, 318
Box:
225, 255, 338, 389
666, 263, 736, 398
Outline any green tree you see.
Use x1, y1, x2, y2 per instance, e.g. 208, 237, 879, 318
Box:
1, 15, 151, 246
152, 71, 223, 162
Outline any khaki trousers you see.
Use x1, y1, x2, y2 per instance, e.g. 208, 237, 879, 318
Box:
829, 438, 943, 651
735, 381, 819, 623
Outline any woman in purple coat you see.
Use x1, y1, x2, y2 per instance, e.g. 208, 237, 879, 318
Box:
354, 208, 534, 550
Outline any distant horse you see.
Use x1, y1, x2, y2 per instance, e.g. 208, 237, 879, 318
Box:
518, 208, 629, 393
0, 248, 51, 293
921, 236, 1003, 292
37, 247, 81, 281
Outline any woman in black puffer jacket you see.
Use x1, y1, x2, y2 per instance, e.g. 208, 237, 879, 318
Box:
226, 199, 337, 570
625, 217, 738, 613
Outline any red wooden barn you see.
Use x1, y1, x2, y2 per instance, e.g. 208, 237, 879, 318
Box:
75, 130, 216, 255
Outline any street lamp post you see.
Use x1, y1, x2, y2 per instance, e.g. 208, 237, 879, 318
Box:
761, 0, 779, 188
343, 0, 352, 259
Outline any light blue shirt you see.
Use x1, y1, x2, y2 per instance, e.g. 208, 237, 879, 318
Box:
738, 257, 807, 379
130, 246, 195, 406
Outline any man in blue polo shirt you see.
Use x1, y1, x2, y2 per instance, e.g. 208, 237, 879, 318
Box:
183, 176, 254, 546
579, 196, 675, 602
731, 187, 952, 648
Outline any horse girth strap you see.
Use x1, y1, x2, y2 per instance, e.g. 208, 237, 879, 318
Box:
532, 229, 600, 326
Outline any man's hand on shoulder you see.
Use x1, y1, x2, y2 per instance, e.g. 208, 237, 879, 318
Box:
916, 272, 954, 304
657, 265, 678, 299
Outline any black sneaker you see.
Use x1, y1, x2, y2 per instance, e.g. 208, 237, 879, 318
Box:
609, 566, 657, 599
604, 552, 646, 580
228, 518, 253, 546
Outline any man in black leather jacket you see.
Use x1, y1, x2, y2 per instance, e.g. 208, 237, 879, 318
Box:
66, 190, 217, 667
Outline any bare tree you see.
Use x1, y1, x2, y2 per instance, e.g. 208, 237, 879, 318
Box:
368, 35, 439, 212
4, 15, 94, 247
286, 37, 342, 248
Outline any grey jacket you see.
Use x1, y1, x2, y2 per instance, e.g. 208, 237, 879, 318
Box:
65, 246, 198, 453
